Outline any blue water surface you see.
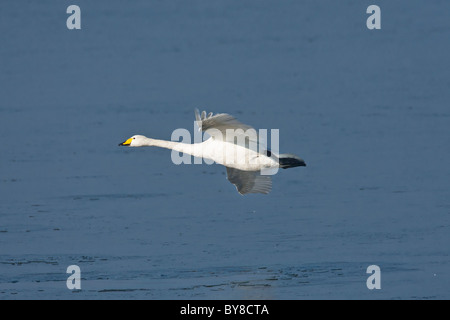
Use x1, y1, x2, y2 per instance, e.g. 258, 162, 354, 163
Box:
0, 0, 449, 299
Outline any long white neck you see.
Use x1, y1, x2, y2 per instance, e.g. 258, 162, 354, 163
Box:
142, 137, 203, 158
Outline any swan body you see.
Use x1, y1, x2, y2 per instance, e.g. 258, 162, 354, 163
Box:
119, 109, 306, 195
122, 135, 278, 172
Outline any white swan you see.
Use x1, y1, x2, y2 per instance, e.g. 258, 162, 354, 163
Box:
119, 109, 306, 195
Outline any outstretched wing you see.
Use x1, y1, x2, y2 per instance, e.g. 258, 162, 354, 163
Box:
226, 167, 272, 195
195, 109, 255, 140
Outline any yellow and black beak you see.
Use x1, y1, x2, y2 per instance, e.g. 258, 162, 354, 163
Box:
118, 138, 133, 146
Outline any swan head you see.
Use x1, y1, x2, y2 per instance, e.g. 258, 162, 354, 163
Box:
118, 135, 149, 147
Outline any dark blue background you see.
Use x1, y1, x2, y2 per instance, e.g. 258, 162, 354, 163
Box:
1, 0, 449, 299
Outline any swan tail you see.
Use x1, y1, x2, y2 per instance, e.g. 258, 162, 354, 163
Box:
278, 154, 306, 169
